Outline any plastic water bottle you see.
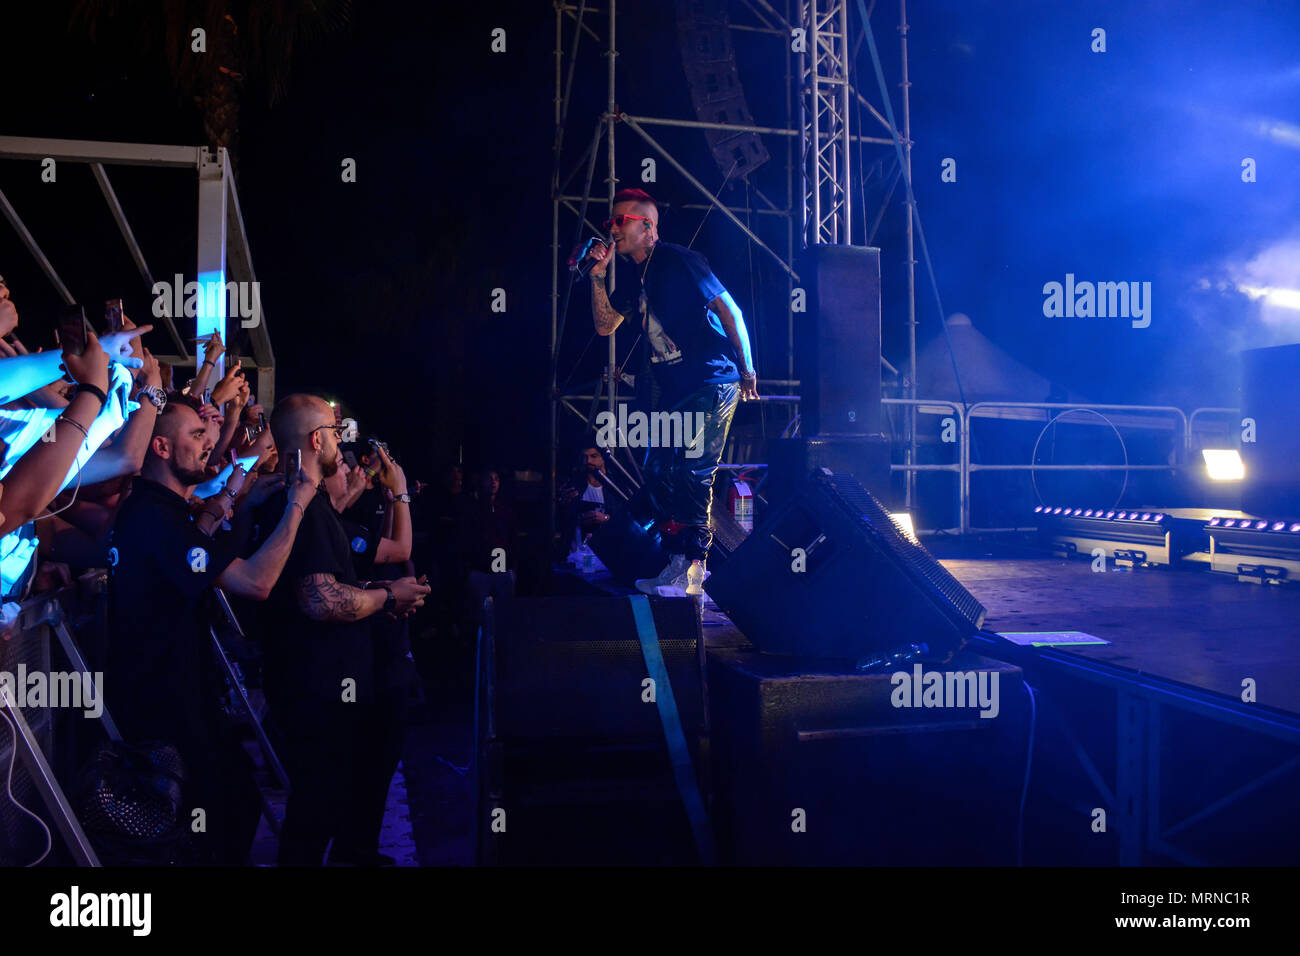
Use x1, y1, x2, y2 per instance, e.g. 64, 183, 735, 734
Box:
685, 560, 705, 596
855, 642, 930, 673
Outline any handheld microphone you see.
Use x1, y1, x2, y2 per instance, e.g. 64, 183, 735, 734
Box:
569, 236, 612, 279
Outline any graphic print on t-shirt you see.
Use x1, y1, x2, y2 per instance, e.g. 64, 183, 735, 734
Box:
642, 292, 682, 367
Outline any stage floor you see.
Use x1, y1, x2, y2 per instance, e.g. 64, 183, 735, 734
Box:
938, 551, 1300, 716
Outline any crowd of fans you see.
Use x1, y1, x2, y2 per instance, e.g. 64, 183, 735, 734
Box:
0, 273, 524, 865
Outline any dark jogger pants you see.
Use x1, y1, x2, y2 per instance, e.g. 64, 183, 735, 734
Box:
631, 381, 740, 561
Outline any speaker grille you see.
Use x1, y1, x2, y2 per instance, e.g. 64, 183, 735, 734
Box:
815, 470, 986, 630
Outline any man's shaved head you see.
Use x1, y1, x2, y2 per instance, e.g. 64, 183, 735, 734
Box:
152, 400, 200, 443
612, 188, 658, 223
271, 393, 340, 479
144, 400, 211, 488
271, 393, 331, 453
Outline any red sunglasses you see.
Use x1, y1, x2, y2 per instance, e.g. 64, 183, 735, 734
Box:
603, 214, 652, 230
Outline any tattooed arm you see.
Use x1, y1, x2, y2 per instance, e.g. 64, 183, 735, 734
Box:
591, 279, 626, 337
295, 572, 387, 622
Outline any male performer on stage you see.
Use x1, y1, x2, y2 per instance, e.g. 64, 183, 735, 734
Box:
586, 188, 757, 594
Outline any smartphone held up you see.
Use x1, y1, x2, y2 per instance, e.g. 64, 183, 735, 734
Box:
56, 305, 90, 357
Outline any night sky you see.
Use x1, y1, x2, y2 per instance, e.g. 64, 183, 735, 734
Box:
3, 0, 1298, 485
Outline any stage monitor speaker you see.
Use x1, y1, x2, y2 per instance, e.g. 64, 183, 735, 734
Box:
587, 512, 670, 586
795, 245, 882, 436
704, 469, 986, 661
768, 434, 892, 506
1241, 343, 1300, 518
706, 475, 750, 569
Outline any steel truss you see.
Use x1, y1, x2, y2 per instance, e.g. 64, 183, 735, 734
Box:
0, 137, 276, 404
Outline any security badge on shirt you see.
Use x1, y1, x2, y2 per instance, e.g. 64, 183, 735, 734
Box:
641, 293, 682, 366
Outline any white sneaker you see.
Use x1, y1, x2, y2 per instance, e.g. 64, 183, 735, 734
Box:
636, 554, 688, 595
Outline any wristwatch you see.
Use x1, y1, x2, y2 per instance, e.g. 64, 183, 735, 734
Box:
136, 384, 167, 411
394, 492, 412, 504
374, 582, 396, 614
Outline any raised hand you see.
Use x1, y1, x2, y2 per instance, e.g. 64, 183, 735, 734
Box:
61, 330, 111, 392
210, 362, 245, 406
99, 325, 153, 370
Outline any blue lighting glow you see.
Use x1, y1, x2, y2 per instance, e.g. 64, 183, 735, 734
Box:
0, 350, 68, 407
0, 527, 38, 599
196, 269, 228, 379
192, 455, 261, 499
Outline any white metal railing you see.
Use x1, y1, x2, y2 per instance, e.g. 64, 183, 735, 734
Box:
1188, 407, 1241, 455
884, 397, 964, 532
563, 393, 1232, 538
961, 402, 1191, 534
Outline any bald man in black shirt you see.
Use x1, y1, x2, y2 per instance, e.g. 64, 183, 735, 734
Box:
253, 394, 429, 865
106, 398, 316, 863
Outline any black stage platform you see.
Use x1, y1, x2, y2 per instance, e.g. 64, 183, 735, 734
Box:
531, 553, 1300, 866
938, 551, 1300, 716
934, 542, 1300, 866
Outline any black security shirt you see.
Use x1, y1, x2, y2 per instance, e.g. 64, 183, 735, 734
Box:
105, 478, 237, 750
607, 240, 739, 406
338, 513, 381, 578
254, 488, 374, 705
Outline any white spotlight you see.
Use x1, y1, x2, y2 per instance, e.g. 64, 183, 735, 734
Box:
1202, 449, 1245, 481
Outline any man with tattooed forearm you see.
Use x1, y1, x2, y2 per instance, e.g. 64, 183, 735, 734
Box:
252, 393, 430, 866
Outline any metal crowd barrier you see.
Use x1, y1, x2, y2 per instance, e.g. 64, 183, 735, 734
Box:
884, 399, 1232, 536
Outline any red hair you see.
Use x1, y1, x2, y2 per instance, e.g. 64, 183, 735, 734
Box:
612, 188, 658, 213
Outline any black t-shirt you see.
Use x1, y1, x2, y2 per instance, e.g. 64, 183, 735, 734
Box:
341, 489, 411, 690
105, 478, 237, 750
254, 489, 374, 705
338, 513, 381, 578
342, 486, 395, 580
607, 240, 739, 406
